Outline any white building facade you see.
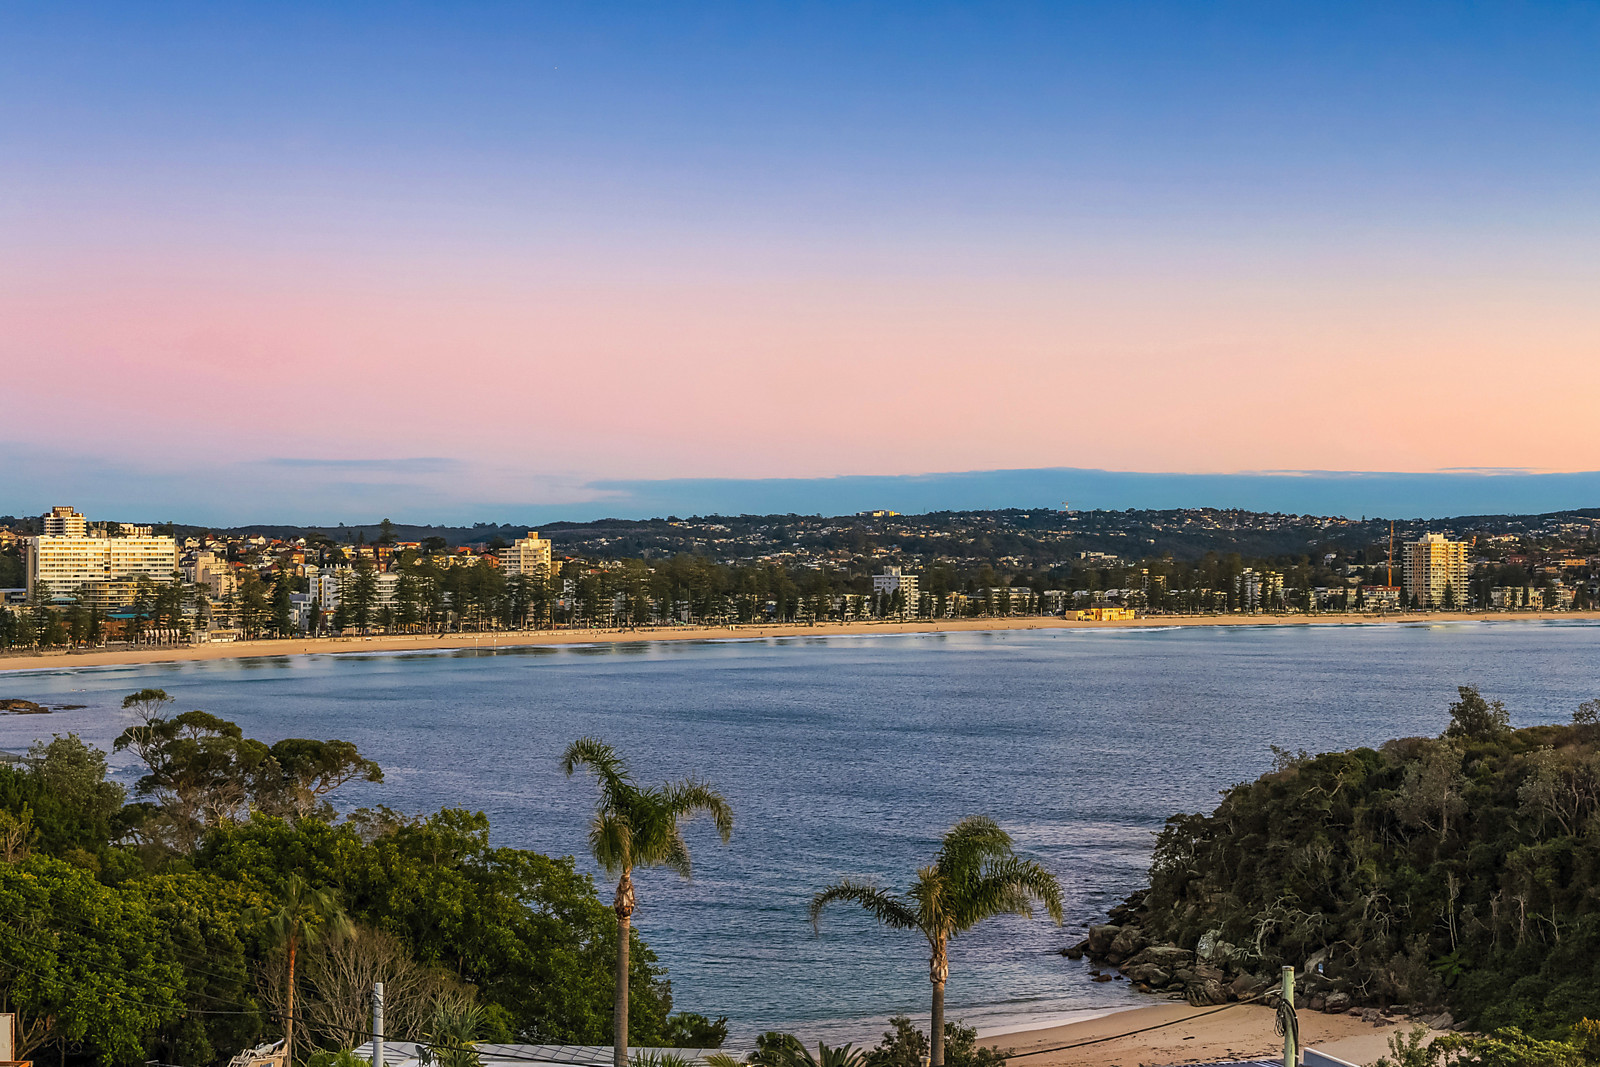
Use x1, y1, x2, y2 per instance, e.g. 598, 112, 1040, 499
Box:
499, 531, 554, 578
24, 507, 178, 602
872, 566, 920, 616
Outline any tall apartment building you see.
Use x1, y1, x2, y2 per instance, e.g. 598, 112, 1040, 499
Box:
872, 566, 920, 615
24, 507, 178, 602
42, 505, 87, 537
1401, 533, 1471, 609
499, 531, 553, 578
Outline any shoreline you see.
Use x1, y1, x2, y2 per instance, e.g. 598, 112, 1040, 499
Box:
984, 1001, 1439, 1067
1, 610, 1594, 673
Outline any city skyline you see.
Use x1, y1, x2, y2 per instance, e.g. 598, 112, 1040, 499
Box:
5, 4, 1599, 520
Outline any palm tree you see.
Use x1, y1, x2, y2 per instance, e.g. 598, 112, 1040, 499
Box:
257, 872, 354, 1057
562, 737, 734, 1067
811, 816, 1063, 1067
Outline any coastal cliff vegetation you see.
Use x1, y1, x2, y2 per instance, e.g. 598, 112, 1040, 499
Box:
1087, 686, 1600, 1037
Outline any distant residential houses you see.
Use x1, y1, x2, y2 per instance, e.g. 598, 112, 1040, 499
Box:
2, 507, 1596, 651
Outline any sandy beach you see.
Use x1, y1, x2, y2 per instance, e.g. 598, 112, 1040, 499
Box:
985, 1001, 1438, 1067
0, 610, 1592, 673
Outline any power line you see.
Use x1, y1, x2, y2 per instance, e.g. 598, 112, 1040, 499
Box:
4, 911, 256, 993
0, 921, 260, 1012
1005, 992, 1271, 1059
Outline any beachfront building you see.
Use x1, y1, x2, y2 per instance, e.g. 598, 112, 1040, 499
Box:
1491, 586, 1545, 610
500, 531, 553, 578
1361, 585, 1404, 610
872, 566, 920, 617
24, 507, 178, 603
1235, 568, 1284, 610
42, 505, 88, 537
1401, 533, 1471, 609
306, 567, 400, 614
1077, 606, 1137, 621
184, 549, 237, 601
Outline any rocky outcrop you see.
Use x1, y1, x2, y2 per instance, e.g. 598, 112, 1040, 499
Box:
0, 699, 50, 714
1072, 891, 1452, 1020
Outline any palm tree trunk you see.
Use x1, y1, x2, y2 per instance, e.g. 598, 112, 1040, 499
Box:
614, 869, 636, 1067
930, 941, 949, 1067
285, 933, 298, 1057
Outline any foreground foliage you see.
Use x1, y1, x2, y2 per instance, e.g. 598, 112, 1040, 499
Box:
1139, 686, 1600, 1035
812, 817, 1060, 1067
0, 694, 714, 1066
562, 736, 735, 1067
1376, 1019, 1600, 1067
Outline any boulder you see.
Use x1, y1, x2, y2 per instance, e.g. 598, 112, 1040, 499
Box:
1062, 940, 1088, 960
1086, 924, 1121, 956
1426, 1013, 1455, 1031
1302, 971, 1335, 994
1110, 926, 1147, 959
1122, 964, 1172, 988
1132, 945, 1194, 970
1308, 995, 1326, 1012
1228, 973, 1271, 1000
1323, 992, 1352, 1013
1186, 978, 1228, 1006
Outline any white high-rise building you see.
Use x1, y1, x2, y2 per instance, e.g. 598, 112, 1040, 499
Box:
1402, 533, 1471, 609
500, 531, 553, 578
872, 566, 920, 616
24, 507, 177, 602
41, 505, 87, 537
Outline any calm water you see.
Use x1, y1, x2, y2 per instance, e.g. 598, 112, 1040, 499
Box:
3, 621, 1598, 1042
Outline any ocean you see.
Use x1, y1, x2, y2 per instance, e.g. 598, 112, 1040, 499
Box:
3, 620, 1598, 1043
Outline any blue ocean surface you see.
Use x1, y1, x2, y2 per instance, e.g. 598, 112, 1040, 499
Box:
3, 621, 1598, 1043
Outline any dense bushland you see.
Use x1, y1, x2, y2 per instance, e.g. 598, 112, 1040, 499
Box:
1137, 686, 1600, 1035
0, 691, 718, 1066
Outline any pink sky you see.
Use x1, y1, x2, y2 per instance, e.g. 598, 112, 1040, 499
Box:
6, 4, 1600, 521
7, 232, 1599, 485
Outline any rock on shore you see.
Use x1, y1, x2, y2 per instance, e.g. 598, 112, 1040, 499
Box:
1068, 890, 1453, 1023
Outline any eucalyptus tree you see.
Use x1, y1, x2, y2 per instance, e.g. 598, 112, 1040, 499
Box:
561, 737, 733, 1067
811, 816, 1063, 1067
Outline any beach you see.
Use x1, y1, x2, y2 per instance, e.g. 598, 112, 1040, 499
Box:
0, 610, 1591, 672
985, 1001, 1438, 1067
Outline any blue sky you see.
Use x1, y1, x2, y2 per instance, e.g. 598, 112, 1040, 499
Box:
4, 3, 1598, 524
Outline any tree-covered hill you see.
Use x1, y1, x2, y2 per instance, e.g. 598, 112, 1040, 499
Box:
1086, 688, 1600, 1036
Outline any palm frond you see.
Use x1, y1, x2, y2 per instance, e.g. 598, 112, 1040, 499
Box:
589, 811, 632, 874
907, 864, 950, 937
935, 815, 1013, 879
561, 736, 636, 810
949, 857, 1064, 934
659, 826, 694, 879
665, 778, 735, 843
810, 879, 921, 933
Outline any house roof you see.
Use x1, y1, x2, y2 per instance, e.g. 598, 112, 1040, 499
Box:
350, 1043, 724, 1067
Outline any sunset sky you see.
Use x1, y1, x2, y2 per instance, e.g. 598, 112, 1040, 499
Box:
4, 4, 1599, 522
